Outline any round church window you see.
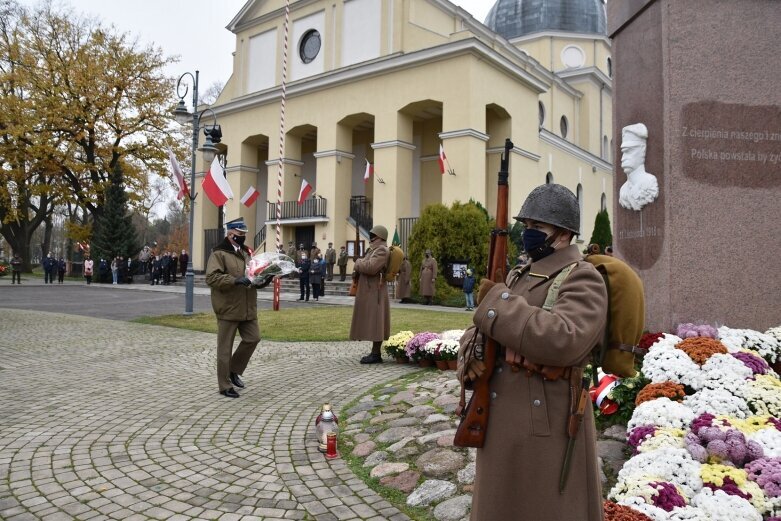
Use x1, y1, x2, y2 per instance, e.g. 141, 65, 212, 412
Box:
299, 30, 321, 64
561, 45, 585, 69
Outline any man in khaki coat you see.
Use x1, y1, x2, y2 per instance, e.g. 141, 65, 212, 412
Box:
350, 225, 391, 364
419, 250, 437, 305
460, 184, 607, 520
325, 242, 336, 281
206, 218, 271, 398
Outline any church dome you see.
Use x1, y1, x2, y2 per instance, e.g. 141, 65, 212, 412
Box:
485, 0, 607, 40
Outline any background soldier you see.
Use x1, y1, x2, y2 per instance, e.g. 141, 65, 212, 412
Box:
309, 241, 321, 261
10, 253, 22, 284
337, 246, 348, 281
419, 249, 437, 305
286, 241, 296, 259
396, 256, 412, 303
325, 242, 336, 281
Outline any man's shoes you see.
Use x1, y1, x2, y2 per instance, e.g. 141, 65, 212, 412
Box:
230, 372, 245, 389
360, 353, 383, 364
220, 388, 240, 398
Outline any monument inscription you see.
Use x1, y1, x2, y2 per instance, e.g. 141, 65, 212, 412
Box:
682, 101, 781, 187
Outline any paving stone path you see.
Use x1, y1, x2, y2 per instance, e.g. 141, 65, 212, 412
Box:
0, 309, 418, 521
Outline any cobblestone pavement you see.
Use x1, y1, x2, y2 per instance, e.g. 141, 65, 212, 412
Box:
0, 309, 419, 521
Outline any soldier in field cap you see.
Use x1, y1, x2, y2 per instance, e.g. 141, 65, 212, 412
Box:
206, 217, 271, 398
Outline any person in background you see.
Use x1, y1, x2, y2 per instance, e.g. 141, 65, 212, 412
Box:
10, 252, 22, 284
83, 255, 94, 285
170, 253, 178, 283
462, 268, 476, 311
111, 257, 119, 284
43, 253, 56, 284
310, 255, 323, 301
298, 254, 311, 301
180, 249, 189, 279
337, 245, 349, 281
325, 242, 336, 281
57, 257, 67, 284
396, 256, 412, 303
419, 249, 437, 305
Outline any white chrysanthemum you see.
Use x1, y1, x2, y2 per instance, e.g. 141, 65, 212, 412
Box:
643, 342, 702, 388
719, 326, 781, 362
614, 447, 702, 499
766, 326, 781, 344
747, 427, 781, 457
665, 506, 714, 521
742, 374, 781, 416
690, 488, 762, 521
699, 354, 752, 395
616, 496, 670, 520
637, 428, 686, 453
440, 329, 465, 341
628, 398, 696, 432
683, 388, 751, 419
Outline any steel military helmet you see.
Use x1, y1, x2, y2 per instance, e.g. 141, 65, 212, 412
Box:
369, 225, 388, 241
515, 183, 580, 234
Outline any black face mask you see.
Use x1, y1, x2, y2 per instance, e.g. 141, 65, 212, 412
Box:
522, 228, 557, 262
232, 235, 246, 247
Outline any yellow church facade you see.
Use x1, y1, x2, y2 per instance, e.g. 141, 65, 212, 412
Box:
191, 0, 613, 270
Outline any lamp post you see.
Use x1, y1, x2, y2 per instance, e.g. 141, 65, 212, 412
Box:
173, 70, 222, 315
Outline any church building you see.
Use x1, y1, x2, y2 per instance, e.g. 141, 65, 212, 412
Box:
191, 0, 613, 270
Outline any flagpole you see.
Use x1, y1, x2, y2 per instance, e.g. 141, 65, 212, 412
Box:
273, 0, 292, 311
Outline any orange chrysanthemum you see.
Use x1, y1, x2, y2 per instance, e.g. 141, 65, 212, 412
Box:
604, 500, 653, 521
676, 337, 728, 365
635, 381, 686, 406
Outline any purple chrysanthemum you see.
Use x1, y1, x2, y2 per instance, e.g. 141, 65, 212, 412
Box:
627, 425, 656, 453
745, 457, 781, 497
731, 351, 770, 375
676, 323, 719, 339
404, 332, 440, 360
691, 413, 716, 435
769, 417, 781, 432
704, 476, 752, 501
649, 482, 687, 511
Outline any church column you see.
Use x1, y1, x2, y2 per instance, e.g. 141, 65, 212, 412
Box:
373, 111, 415, 230
314, 122, 354, 251
266, 134, 303, 246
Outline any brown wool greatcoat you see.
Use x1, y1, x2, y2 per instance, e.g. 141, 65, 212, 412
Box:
396, 259, 412, 299
205, 240, 258, 321
465, 245, 607, 521
349, 238, 390, 342
419, 257, 437, 297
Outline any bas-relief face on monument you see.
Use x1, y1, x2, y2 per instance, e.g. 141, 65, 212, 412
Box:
619, 123, 660, 211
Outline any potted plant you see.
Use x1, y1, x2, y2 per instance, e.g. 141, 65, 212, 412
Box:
383, 330, 414, 363
437, 339, 460, 370
426, 339, 449, 370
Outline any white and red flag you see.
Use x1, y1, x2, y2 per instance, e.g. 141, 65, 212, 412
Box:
438, 144, 447, 175
167, 148, 188, 200
201, 156, 233, 207
240, 186, 260, 207
297, 179, 313, 205
363, 159, 373, 183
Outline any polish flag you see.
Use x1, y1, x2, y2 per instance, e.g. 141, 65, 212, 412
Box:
297, 179, 313, 205
201, 156, 233, 207
364, 159, 373, 183
167, 148, 188, 200
438, 144, 447, 175
240, 186, 260, 207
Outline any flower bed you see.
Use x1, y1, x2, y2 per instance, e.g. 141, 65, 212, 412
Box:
608, 324, 781, 521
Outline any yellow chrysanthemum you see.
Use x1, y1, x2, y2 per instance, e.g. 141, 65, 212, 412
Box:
700, 463, 748, 487
725, 415, 771, 434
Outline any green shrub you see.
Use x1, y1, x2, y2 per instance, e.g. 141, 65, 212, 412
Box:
589, 209, 613, 253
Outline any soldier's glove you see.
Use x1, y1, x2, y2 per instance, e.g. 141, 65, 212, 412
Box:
476, 278, 496, 306
234, 276, 252, 287
253, 276, 272, 289
457, 328, 487, 386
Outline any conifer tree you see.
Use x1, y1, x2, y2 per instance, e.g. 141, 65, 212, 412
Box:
91, 163, 139, 262
588, 209, 613, 253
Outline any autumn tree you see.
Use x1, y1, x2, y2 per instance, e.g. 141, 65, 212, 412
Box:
0, 0, 187, 266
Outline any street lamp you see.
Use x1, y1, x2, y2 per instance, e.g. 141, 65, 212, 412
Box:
174, 70, 223, 315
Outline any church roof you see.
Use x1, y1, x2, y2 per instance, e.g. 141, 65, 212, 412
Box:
485, 0, 607, 39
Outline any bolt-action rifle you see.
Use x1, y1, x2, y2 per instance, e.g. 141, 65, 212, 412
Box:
454, 138, 513, 448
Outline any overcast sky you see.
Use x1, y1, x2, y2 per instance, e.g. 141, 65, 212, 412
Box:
25, 0, 494, 90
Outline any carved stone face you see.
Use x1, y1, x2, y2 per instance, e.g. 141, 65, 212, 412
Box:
620, 142, 645, 174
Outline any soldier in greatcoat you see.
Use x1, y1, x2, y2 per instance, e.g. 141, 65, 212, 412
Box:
324, 242, 336, 281
459, 184, 607, 521
419, 249, 437, 304
396, 256, 412, 302
337, 246, 349, 281
350, 225, 390, 364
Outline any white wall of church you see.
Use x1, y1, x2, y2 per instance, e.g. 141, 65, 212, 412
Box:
291, 11, 326, 81
341, 0, 381, 66
246, 28, 277, 93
